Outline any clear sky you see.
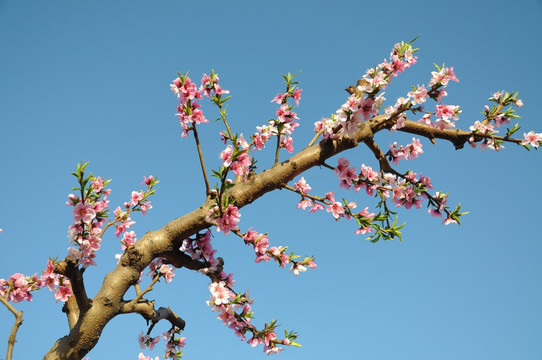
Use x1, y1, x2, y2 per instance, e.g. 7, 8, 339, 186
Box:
1, 1, 542, 359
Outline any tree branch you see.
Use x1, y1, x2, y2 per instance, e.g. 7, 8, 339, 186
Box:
192, 122, 211, 195
0, 295, 23, 360
44, 109, 523, 359
120, 301, 186, 331
55, 259, 90, 329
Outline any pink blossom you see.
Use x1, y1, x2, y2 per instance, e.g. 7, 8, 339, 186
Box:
271, 92, 286, 104
73, 202, 96, 224
159, 264, 175, 283
429, 66, 459, 87
358, 97, 376, 120
327, 201, 345, 219
211, 205, 241, 235
209, 281, 234, 305
120, 231, 137, 250
220, 145, 234, 167
405, 138, 423, 160
335, 158, 358, 186
231, 152, 251, 177
521, 131, 542, 148
334, 157, 350, 176
355, 226, 374, 235
115, 217, 136, 238
289, 263, 307, 276
248, 336, 264, 347
130, 191, 144, 206
408, 84, 428, 105
214, 83, 229, 95
40, 260, 59, 291
437, 89, 448, 102
360, 164, 379, 182
293, 88, 302, 105
470, 120, 496, 135
91, 177, 104, 192
280, 136, 294, 153
309, 202, 324, 213
54, 281, 72, 302
276, 104, 298, 124
435, 104, 459, 120
492, 114, 509, 128
142, 175, 155, 186
293, 177, 311, 194
138, 332, 150, 349
139, 201, 152, 215
297, 198, 312, 210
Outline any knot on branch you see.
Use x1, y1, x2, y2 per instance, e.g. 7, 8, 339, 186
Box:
120, 247, 143, 268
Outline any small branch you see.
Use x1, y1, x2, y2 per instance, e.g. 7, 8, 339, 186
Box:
307, 129, 324, 148
274, 130, 282, 164
482, 103, 504, 126
134, 283, 141, 297
363, 139, 393, 173
120, 301, 186, 331
120, 299, 155, 318
283, 185, 328, 204
131, 274, 161, 305
395, 120, 523, 150
192, 122, 211, 195
161, 241, 210, 272
0, 295, 24, 360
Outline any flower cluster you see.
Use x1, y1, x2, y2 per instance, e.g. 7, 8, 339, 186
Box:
40, 259, 72, 302
240, 228, 316, 274
252, 73, 302, 154
115, 175, 158, 250
0, 272, 41, 303
0, 258, 74, 304
170, 75, 206, 137
163, 327, 186, 359
388, 138, 424, 165
179, 229, 303, 354
180, 230, 219, 274
207, 204, 241, 235
291, 157, 462, 242
67, 164, 157, 268
315, 41, 417, 139
465, 91, 534, 151
138, 327, 185, 360
66, 163, 112, 267
170, 70, 230, 138
146, 258, 176, 283
206, 278, 300, 355
219, 135, 252, 178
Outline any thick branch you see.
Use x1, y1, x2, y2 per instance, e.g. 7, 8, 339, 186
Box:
55, 259, 90, 329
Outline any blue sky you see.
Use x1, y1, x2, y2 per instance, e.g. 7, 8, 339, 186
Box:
1, 1, 542, 359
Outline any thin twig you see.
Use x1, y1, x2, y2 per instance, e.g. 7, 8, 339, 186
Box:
192, 122, 211, 194
307, 129, 324, 147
